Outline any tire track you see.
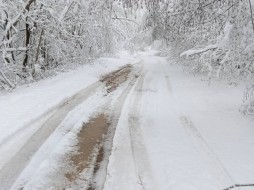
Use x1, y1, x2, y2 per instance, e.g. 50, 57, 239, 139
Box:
83, 64, 143, 190
161, 64, 235, 189
128, 74, 156, 190
0, 82, 101, 190
0, 65, 134, 190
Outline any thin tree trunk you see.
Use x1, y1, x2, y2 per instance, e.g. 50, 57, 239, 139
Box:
23, 0, 35, 70
22, 0, 35, 69
35, 29, 44, 62
22, 21, 30, 69
249, 0, 254, 34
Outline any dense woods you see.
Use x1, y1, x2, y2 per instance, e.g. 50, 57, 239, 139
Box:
1, 0, 254, 114
0, 0, 137, 89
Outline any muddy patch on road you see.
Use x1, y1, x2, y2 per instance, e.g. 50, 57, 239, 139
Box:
64, 65, 133, 184
100, 64, 132, 93
7, 64, 140, 190
62, 65, 135, 189
65, 114, 110, 183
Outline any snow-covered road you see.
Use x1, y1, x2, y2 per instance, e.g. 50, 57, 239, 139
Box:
104, 52, 254, 190
1, 51, 254, 190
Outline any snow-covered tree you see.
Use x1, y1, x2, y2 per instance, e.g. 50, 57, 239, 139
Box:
0, 0, 136, 89
125, 0, 254, 114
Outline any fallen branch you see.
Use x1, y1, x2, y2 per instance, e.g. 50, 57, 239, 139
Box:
223, 183, 254, 190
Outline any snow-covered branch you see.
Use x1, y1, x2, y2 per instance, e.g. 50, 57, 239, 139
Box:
180, 45, 218, 58
0, 47, 27, 52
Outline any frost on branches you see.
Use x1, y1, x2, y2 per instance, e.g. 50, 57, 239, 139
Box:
133, 0, 254, 115
0, 0, 138, 90
1, 0, 254, 114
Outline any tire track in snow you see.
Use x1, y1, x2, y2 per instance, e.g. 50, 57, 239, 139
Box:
0, 82, 101, 190
88, 63, 144, 190
9, 64, 143, 190
128, 74, 156, 190
0, 65, 136, 190
161, 64, 236, 189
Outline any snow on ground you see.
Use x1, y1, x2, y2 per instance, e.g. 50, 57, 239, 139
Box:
1, 50, 254, 190
13, 85, 108, 190
0, 51, 136, 172
103, 51, 254, 190
10, 59, 142, 190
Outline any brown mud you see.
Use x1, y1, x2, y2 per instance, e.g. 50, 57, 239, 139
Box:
65, 114, 109, 182
100, 64, 132, 92
64, 65, 134, 188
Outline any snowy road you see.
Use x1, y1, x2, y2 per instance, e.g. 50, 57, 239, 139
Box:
1, 51, 254, 190
104, 52, 254, 190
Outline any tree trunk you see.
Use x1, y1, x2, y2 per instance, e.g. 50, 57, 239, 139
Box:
22, 0, 36, 69
22, 21, 30, 69
248, 0, 254, 34
35, 29, 44, 63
